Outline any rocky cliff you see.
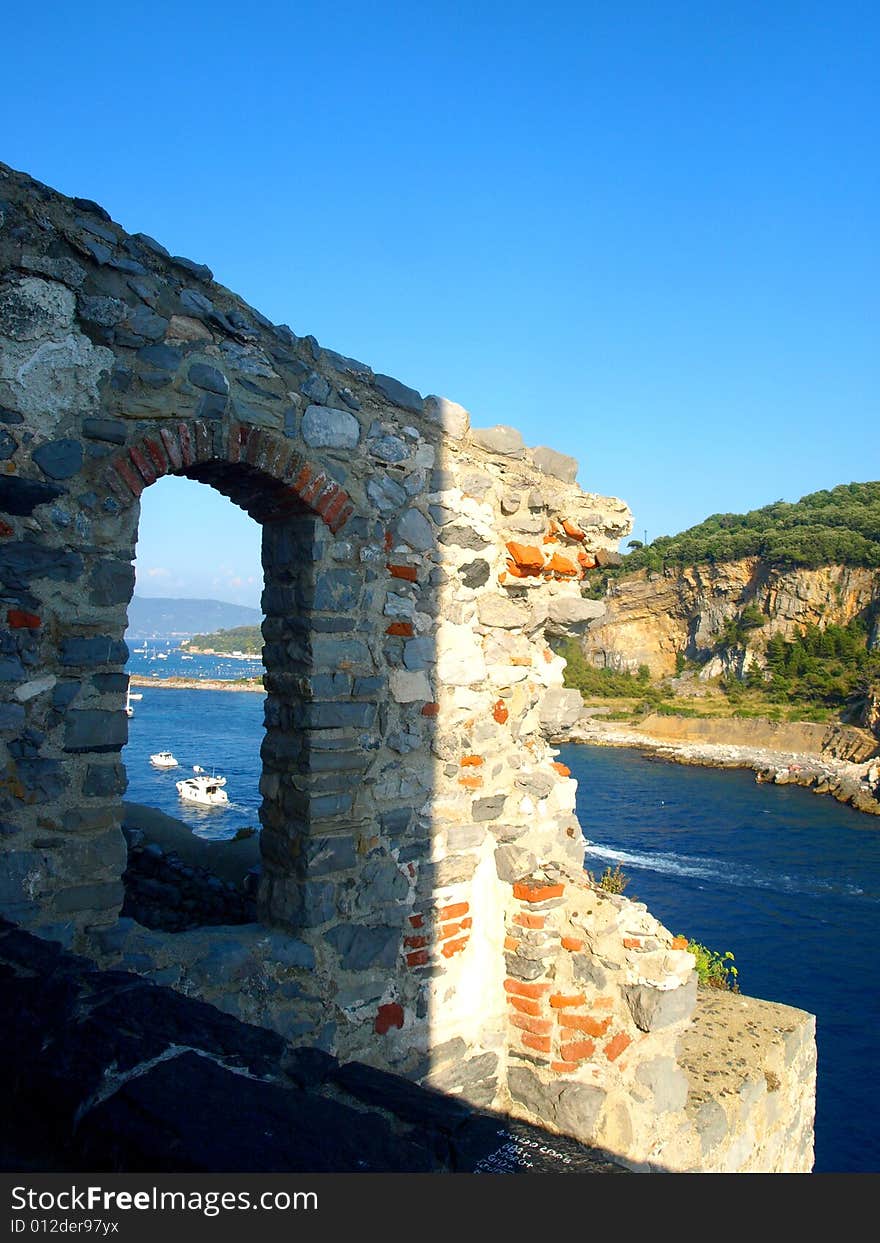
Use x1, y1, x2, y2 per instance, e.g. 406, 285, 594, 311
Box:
582, 559, 880, 679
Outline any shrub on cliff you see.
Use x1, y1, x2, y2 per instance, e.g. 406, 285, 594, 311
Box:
592, 481, 880, 578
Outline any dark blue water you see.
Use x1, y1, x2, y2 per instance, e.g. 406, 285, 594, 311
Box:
122, 686, 264, 840
560, 742, 880, 1174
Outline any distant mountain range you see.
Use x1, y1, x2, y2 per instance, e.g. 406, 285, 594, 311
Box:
125, 596, 262, 640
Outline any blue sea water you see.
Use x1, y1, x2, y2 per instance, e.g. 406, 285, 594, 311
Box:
559, 742, 880, 1174
122, 676, 880, 1171
123, 682, 264, 841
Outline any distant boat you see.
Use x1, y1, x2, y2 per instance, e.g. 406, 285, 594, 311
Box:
176, 765, 228, 807
150, 751, 178, 769
156, 652, 168, 660
133, 644, 148, 653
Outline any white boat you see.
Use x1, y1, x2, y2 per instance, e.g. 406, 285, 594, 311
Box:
176, 765, 229, 807
150, 751, 179, 768
156, 652, 168, 660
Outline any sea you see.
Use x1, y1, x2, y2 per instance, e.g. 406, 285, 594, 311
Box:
120, 652, 880, 1171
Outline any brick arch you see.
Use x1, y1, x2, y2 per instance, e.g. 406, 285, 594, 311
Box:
97, 419, 355, 531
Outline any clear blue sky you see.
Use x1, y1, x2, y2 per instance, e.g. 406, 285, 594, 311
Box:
6, 1, 878, 608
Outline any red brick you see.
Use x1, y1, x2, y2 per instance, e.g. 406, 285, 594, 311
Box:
458, 774, 482, 789
386, 621, 414, 637
408, 914, 424, 929
374, 1003, 404, 1035
558, 1014, 612, 1037
521, 1033, 551, 1054
604, 1032, 632, 1062
671, 936, 689, 950
159, 425, 183, 470
177, 422, 195, 467
7, 610, 40, 629
561, 936, 584, 952
503, 979, 549, 999
561, 519, 585, 541
594, 996, 615, 1010
505, 542, 544, 573
328, 501, 354, 533
406, 949, 429, 968
460, 754, 483, 767
512, 881, 565, 903
493, 699, 509, 724
508, 996, 542, 1017
143, 437, 169, 475
387, 563, 418, 582
623, 938, 642, 950
547, 552, 579, 577
510, 1013, 553, 1037
439, 902, 468, 920
0, 519, 14, 537
559, 1039, 596, 1063
549, 993, 586, 1009
504, 935, 520, 952
441, 936, 468, 958
551, 761, 571, 777
439, 922, 467, 941
300, 470, 329, 507
403, 935, 427, 949
320, 489, 350, 529
113, 458, 145, 498
551, 1061, 575, 1073
129, 444, 157, 485
420, 702, 439, 717
514, 912, 545, 930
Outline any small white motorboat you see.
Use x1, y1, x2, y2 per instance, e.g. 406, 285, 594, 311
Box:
150, 751, 179, 769
176, 765, 229, 808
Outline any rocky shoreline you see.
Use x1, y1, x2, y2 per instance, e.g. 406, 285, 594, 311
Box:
130, 674, 263, 693
559, 717, 880, 818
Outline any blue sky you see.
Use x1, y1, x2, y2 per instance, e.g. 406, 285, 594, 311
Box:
6, 2, 878, 607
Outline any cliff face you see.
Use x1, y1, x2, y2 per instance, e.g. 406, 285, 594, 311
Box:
582, 559, 880, 678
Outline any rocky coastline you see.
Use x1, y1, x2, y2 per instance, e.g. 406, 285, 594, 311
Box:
558, 715, 880, 818
130, 674, 263, 693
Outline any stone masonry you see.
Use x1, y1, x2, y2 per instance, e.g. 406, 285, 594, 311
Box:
0, 162, 815, 1171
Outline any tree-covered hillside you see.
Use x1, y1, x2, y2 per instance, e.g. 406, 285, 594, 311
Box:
616, 482, 880, 573
183, 624, 263, 654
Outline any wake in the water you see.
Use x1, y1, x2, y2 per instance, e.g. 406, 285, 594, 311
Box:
583, 840, 869, 900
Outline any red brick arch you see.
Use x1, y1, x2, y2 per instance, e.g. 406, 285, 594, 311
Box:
99, 419, 354, 532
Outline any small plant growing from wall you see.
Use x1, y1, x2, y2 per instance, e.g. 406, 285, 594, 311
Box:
677, 938, 740, 991
587, 862, 630, 895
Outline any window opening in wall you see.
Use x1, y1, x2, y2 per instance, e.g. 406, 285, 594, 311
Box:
121, 475, 264, 932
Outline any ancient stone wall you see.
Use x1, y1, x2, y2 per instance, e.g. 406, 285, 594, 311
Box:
0, 162, 815, 1172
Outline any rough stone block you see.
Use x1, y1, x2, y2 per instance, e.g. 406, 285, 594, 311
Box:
302, 405, 360, 449
470, 425, 524, 457
64, 709, 128, 753
624, 974, 697, 1033
60, 637, 128, 667
326, 923, 400, 971
547, 597, 606, 627
530, 445, 578, 483
373, 374, 423, 413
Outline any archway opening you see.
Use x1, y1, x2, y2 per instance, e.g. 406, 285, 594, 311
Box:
121, 473, 265, 932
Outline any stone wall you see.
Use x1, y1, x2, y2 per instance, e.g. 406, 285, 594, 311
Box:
0, 161, 816, 1172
